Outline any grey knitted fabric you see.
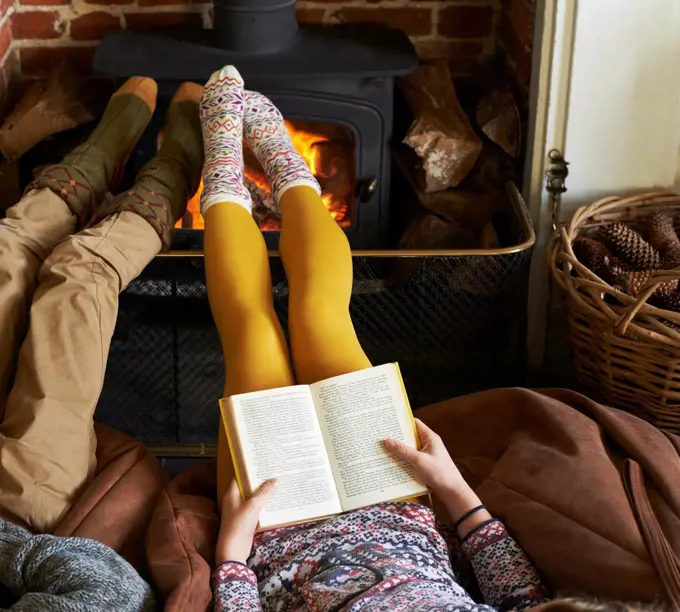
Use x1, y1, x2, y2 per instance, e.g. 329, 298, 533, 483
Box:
0, 520, 155, 611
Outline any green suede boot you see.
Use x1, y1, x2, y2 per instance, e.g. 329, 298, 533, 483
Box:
26, 77, 157, 225
93, 83, 204, 250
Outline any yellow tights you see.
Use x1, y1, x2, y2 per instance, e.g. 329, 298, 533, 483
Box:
204, 186, 372, 499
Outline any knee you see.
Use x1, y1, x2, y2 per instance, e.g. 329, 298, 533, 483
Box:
39, 234, 120, 291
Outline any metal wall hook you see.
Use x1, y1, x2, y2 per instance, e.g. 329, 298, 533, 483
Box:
546, 149, 569, 230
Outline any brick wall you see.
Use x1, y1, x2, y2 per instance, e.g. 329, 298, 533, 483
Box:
0, 0, 13, 110
0, 0, 500, 83
499, 0, 534, 92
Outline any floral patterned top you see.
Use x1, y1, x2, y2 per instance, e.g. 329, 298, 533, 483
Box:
212, 502, 549, 611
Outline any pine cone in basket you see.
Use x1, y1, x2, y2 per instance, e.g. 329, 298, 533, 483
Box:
663, 248, 680, 269
651, 291, 680, 313
600, 222, 662, 270
609, 267, 679, 297
600, 257, 628, 288
647, 211, 680, 268
572, 237, 613, 276
648, 211, 680, 252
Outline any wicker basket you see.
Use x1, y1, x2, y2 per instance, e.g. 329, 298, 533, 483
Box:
549, 190, 680, 434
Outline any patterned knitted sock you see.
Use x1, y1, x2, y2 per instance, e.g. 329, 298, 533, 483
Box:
243, 90, 321, 205
199, 66, 252, 216
27, 77, 157, 226
94, 83, 204, 250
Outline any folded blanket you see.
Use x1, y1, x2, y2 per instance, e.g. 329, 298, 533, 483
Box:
0, 519, 155, 611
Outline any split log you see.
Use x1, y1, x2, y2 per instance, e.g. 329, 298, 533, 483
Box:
0, 65, 95, 162
475, 88, 520, 158
480, 221, 500, 249
393, 144, 504, 232
399, 212, 478, 251
244, 175, 276, 213
0, 161, 21, 212
464, 140, 516, 191
389, 212, 479, 287
398, 61, 482, 192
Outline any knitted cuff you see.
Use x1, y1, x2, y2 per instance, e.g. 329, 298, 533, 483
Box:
25, 165, 96, 227
94, 184, 175, 251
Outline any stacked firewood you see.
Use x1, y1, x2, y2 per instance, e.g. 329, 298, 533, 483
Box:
395, 59, 520, 251
573, 212, 680, 311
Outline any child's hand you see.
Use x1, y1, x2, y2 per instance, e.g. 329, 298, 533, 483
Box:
215, 478, 278, 565
385, 419, 483, 524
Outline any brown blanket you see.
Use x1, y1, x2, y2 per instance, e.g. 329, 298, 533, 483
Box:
65, 389, 680, 609
56, 423, 168, 570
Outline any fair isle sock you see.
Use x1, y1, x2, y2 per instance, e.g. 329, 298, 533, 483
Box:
243, 91, 321, 204
199, 66, 252, 216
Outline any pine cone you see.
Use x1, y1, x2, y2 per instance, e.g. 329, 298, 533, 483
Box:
651, 291, 680, 313
572, 237, 613, 275
648, 210, 680, 268
603, 257, 629, 288
648, 212, 680, 253
663, 247, 680, 269
611, 267, 678, 297
600, 222, 661, 270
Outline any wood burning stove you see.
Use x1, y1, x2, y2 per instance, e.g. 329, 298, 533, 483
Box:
93, 0, 417, 249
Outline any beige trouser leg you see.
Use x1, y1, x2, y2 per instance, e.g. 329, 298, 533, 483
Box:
0, 207, 161, 533
0, 189, 76, 410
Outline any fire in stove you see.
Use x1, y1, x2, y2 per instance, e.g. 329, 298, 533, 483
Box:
177, 120, 355, 231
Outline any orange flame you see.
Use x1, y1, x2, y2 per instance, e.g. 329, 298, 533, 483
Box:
177, 121, 350, 229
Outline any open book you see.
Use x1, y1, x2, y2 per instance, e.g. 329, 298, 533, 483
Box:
220, 363, 428, 529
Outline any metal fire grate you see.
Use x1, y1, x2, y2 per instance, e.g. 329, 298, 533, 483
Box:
95, 185, 535, 446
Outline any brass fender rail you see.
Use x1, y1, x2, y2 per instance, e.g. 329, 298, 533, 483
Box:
157, 183, 535, 259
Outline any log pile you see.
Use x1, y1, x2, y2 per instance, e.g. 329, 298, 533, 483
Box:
0, 64, 106, 213
396, 60, 521, 251
0, 65, 96, 162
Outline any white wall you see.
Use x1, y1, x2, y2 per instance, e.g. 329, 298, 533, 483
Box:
526, 0, 680, 372
559, 0, 680, 217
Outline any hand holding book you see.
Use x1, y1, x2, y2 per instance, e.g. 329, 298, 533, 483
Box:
216, 478, 279, 565
215, 414, 492, 565
385, 418, 492, 538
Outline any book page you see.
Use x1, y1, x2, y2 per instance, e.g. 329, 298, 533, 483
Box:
229, 386, 342, 528
311, 364, 428, 512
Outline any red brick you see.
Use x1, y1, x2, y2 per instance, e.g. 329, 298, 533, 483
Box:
1, 0, 12, 18
70, 12, 121, 40
19, 0, 69, 6
125, 11, 203, 29
296, 8, 325, 24
0, 65, 7, 116
332, 7, 432, 37
447, 53, 482, 76
414, 39, 482, 60
0, 21, 10, 62
83, 0, 134, 5
0, 53, 18, 114
12, 11, 62, 39
500, 14, 532, 88
20, 46, 95, 75
502, 0, 534, 49
138, 0, 190, 6
414, 40, 485, 76
83, 0, 133, 5
438, 5, 493, 38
